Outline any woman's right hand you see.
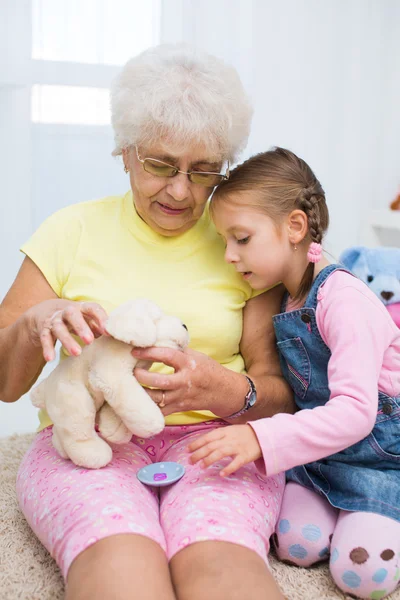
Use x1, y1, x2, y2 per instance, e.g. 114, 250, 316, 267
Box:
25, 299, 108, 362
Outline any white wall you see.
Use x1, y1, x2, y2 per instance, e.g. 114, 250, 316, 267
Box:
162, 0, 400, 257
1, 0, 399, 437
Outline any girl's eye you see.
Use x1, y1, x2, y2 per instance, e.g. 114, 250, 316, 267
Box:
237, 236, 250, 245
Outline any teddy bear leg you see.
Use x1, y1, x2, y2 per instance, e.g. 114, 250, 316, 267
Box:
51, 426, 69, 459
97, 403, 132, 444
103, 374, 165, 439
59, 425, 113, 469
52, 386, 114, 469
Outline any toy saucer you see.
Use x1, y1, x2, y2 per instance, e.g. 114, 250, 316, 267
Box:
137, 461, 185, 487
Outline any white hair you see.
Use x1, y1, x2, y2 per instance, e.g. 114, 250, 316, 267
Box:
110, 43, 253, 163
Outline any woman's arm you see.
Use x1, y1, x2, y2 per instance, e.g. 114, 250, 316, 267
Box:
0, 257, 107, 402
0, 257, 58, 402
132, 285, 294, 419
231, 284, 295, 423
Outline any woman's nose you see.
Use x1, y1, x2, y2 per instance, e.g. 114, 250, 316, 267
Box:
167, 173, 190, 202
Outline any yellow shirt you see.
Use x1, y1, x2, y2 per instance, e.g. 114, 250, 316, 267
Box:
21, 191, 259, 431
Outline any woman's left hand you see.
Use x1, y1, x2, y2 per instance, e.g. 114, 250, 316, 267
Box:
132, 346, 247, 417
188, 424, 262, 477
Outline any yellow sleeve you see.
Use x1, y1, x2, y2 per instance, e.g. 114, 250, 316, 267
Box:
250, 282, 281, 299
20, 205, 83, 297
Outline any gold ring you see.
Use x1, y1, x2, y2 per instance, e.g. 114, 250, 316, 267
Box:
159, 390, 166, 408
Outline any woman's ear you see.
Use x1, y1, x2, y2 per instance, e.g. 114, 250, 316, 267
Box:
287, 210, 308, 245
122, 147, 130, 172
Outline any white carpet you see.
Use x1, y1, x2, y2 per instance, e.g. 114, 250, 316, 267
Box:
1, 433, 399, 600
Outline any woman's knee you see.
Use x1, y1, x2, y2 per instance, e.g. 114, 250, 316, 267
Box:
170, 541, 283, 600
66, 534, 175, 600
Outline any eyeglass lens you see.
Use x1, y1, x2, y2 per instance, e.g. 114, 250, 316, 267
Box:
143, 159, 225, 187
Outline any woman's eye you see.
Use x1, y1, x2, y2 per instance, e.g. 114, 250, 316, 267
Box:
237, 236, 250, 245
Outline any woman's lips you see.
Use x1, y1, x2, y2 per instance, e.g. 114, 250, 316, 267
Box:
156, 202, 187, 215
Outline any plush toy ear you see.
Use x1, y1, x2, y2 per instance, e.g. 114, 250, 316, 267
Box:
105, 314, 158, 347
339, 246, 365, 270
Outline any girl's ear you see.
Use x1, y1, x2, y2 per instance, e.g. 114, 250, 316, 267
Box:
287, 210, 308, 244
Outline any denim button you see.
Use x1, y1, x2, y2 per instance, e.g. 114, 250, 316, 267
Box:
382, 403, 393, 415
301, 314, 311, 323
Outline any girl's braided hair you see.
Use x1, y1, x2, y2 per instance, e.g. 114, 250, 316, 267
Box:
211, 147, 329, 301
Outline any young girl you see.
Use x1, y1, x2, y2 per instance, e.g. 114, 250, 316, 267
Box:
189, 147, 400, 600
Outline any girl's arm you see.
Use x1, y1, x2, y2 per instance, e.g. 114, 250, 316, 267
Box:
249, 283, 395, 476
189, 280, 398, 476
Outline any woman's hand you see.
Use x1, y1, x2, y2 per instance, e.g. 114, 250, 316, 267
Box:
188, 424, 262, 477
26, 299, 108, 362
132, 347, 248, 417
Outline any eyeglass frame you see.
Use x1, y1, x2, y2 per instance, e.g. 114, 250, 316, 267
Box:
135, 146, 230, 187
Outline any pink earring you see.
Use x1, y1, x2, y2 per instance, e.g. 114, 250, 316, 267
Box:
294, 244, 298, 251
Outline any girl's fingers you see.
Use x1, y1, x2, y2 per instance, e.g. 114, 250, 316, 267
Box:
189, 438, 228, 464
189, 444, 215, 464
200, 448, 228, 468
188, 430, 225, 452
220, 456, 244, 478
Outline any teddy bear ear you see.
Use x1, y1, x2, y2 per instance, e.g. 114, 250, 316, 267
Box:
339, 246, 365, 269
105, 315, 158, 347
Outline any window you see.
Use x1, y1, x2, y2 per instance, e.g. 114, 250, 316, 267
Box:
31, 0, 161, 124
32, 0, 161, 65
32, 85, 111, 125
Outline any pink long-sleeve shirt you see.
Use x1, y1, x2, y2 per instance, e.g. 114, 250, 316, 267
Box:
249, 270, 400, 477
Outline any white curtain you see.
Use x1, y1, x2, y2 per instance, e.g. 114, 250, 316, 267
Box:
1, 0, 399, 436
0, 0, 161, 436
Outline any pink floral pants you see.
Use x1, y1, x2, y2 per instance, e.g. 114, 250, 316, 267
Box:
16, 421, 284, 578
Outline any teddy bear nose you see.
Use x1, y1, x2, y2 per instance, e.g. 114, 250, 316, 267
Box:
182, 323, 188, 331
381, 291, 394, 301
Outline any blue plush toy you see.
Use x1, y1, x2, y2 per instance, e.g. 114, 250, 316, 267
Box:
339, 246, 400, 327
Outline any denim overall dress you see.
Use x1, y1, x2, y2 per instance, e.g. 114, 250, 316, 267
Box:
273, 264, 400, 522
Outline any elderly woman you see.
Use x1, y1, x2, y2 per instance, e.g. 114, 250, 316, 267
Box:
0, 45, 292, 600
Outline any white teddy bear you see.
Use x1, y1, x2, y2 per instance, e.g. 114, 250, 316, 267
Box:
31, 299, 189, 469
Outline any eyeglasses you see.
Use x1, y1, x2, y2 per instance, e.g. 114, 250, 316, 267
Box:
136, 147, 229, 187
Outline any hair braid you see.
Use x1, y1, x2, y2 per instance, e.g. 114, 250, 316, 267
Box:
296, 183, 325, 244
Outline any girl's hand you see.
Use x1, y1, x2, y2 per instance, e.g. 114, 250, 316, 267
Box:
27, 299, 108, 362
188, 424, 262, 477
132, 347, 248, 417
